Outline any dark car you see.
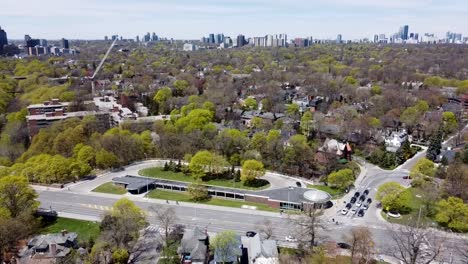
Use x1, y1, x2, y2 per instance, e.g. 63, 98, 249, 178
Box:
296, 181, 302, 187
354, 192, 360, 198
337, 242, 351, 249
358, 209, 365, 217
246, 231, 257, 237
350, 197, 357, 204
363, 189, 370, 195
367, 198, 372, 204
359, 195, 366, 201
345, 203, 352, 209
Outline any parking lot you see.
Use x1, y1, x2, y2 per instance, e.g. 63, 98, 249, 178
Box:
335, 188, 374, 221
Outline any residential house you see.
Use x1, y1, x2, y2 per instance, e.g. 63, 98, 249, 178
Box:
129, 226, 163, 264
18, 231, 78, 264
178, 227, 209, 264
319, 138, 352, 160
241, 234, 278, 264
384, 129, 408, 152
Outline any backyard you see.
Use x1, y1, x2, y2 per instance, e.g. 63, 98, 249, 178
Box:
139, 167, 270, 190
40, 218, 100, 243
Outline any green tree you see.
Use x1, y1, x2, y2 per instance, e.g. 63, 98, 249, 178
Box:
435, 197, 468, 232
112, 248, 129, 264
327, 168, 355, 190
189, 150, 227, 180
240, 160, 265, 185
173, 80, 189, 96
426, 128, 442, 161
95, 149, 120, 169
76, 145, 96, 166
210, 230, 241, 264
286, 103, 300, 116
244, 97, 258, 110
187, 182, 209, 201
175, 108, 214, 133
300, 111, 313, 135
442, 111, 458, 134
376, 182, 410, 212
0, 176, 38, 218
370, 85, 382, 96
100, 198, 147, 249
153, 87, 172, 104
410, 158, 436, 186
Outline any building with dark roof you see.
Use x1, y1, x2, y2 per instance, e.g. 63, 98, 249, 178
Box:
112, 175, 332, 211
18, 232, 78, 263
178, 227, 209, 264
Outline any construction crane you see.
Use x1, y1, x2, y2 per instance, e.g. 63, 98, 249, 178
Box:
88, 37, 118, 97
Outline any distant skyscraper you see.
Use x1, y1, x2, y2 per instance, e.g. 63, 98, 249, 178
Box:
216, 33, 224, 44
0, 26, 7, 54
61, 38, 69, 49
209, 33, 215, 44
104, 36, 108, 41
39, 39, 48, 46
237, 34, 246, 47
336, 34, 342, 44
403, 25, 409, 40
112, 35, 118, 41
136, 36, 140, 42
373, 34, 379, 43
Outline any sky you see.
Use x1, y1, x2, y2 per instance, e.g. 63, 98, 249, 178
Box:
1, 0, 468, 40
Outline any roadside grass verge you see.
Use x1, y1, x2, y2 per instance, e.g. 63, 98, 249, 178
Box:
92, 182, 127, 195
147, 189, 277, 212
307, 184, 345, 198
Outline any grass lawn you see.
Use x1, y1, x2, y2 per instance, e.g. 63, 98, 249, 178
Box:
92, 182, 127, 195
382, 188, 436, 226
307, 184, 345, 198
40, 218, 100, 243
139, 167, 270, 190
147, 189, 277, 212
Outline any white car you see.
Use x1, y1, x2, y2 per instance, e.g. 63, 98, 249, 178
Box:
285, 235, 297, 242
341, 208, 348, 215
362, 204, 368, 210
356, 201, 362, 207
351, 208, 357, 214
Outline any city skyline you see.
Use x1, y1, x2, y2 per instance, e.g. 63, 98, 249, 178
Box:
1, 0, 468, 40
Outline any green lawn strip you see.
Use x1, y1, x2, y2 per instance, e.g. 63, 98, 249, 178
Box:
306, 184, 344, 198
139, 167, 270, 190
381, 188, 435, 226
40, 218, 100, 243
92, 182, 127, 195
147, 189, 277, 212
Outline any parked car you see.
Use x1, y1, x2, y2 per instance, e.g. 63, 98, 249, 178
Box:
387, 211, 401, 218
337, 242, 351, 249
341, 208, 348, 215
358, 209, 365, 217
363, 189, 370, 195
285, 235, 297, 242
351, 208, 357, 214
367, 198, 372, 204
350, 197, 357, 204
356, 201, 362, 207
296, 181, 302, 187
359, 195, 366, 201
354, 192, 360, 198
111, 167, 125, 172
345, 203, 352, 209
362, 203, 368, 210
246, 231, 257, 237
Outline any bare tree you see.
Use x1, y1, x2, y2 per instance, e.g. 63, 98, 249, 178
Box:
387, 222, 445, 264
344, 227, 374, 264
290, 207, 324, 248
150, 206, 178, 248
256, 218, 274, 239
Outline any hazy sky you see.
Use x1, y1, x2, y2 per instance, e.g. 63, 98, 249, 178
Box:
1, 0, 467, 40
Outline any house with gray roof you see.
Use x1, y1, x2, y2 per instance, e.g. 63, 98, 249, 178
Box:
18, 231, 77, 263
241, 234, 278, 264
178, 227, 209, 264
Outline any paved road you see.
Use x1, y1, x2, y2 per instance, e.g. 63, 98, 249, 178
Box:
36, 188, 468, 263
